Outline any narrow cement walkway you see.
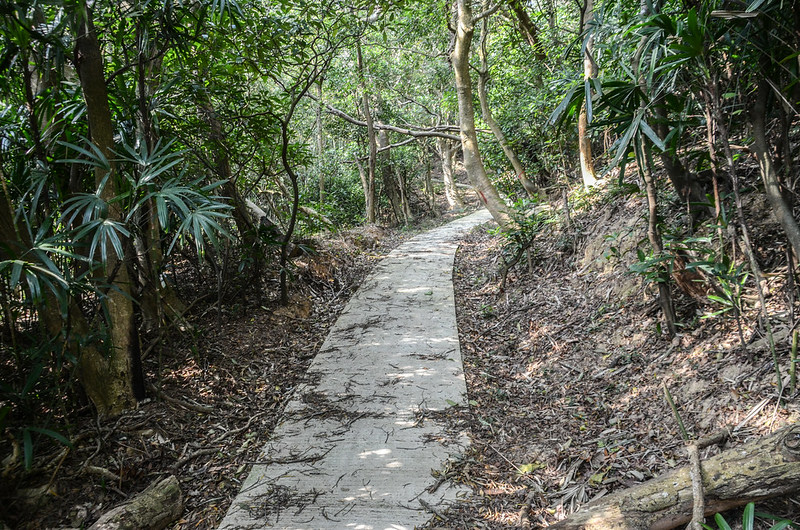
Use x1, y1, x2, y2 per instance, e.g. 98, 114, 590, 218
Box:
219, 208, 493, 530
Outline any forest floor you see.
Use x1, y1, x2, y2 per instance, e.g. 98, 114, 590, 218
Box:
4, 177, 800, 530
1, 203, 472, 530
434, 183, 800, 528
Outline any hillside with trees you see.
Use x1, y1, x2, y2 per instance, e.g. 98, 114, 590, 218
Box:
1, 0, 799, 528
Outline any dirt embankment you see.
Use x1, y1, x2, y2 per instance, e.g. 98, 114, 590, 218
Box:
441, 186, 800, 528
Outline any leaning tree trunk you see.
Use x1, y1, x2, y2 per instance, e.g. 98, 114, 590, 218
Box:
74, 2, 138, 415
752, 82, 800, 261
197, 96, 256, 245
550, 425, 800, 530
477, 12, 537, 199
451, 0, 512, 228
642, 141, 677, 337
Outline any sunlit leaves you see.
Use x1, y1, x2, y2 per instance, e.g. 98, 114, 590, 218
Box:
58, 137, 232, 265
116, 139, 184, 187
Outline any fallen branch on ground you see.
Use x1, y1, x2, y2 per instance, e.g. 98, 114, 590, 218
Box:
89, 475, 183, 530
550, 424, 800, 530
147, 383, 214, 414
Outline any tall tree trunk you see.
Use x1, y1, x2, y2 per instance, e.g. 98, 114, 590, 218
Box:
451, 0, 511, 227
356, 42, 377, 224
642, 141, 677, 337
477, 12, 537, 199
646, 1, 707, 221
355, 156, 373, 220
134, 29, 185, 332
74, 2, 138, 415
436, 137, 465, 209
422, 148, 439, 216
197, 97, 256, 244
578, 0, 598, 188
751, 82, 800, 261
399, 167, 414, 224
696, 95, 725, 250
315, 79, 325, 203
378, 129, 404, 224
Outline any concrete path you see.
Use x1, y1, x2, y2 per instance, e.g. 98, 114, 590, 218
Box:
219, 209, 493, 530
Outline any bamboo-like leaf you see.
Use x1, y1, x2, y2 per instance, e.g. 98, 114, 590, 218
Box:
23, 429, 33, 469
27, 426, 72, 448
139, 155, 182, 184
548, 84, 580, 127
766, 522, 792, 530
609, 112, 640, 169
8, 260, 24, 288
743, 503, 755, 530
57, 139, 110, 171
640, 120, 666, 151
715, 513, 733, 530
21, 364, 44, 397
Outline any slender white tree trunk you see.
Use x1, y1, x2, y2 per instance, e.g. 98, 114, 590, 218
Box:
451, 0, 511, 227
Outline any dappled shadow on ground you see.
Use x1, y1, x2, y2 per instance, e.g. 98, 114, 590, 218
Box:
1, 201, 483, 530
427, 193, 799, 528
0, 225, 404, 529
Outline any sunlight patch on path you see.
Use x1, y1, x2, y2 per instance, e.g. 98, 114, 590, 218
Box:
219, 209, 493, 530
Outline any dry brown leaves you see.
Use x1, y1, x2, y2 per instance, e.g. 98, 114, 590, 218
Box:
426, 194, 800, 529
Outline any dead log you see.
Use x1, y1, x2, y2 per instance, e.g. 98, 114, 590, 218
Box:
89, 475, 183, 530
550, 424, 800, 530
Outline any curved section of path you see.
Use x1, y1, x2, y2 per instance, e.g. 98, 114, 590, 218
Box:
219, 209, 493, 530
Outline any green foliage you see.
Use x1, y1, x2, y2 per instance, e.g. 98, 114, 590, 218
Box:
629, 247, 672, 284
493, 199, 554, 280
692, 254, 748, 319
702, 502, 799, 530
60, 138, 232, 260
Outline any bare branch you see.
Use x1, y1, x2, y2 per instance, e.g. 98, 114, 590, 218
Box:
307, 94, 461, 141
474, 1, 503, 21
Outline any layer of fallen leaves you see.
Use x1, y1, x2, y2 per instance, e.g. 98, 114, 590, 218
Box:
0, 219, 430, 529
431, 187, 800, 528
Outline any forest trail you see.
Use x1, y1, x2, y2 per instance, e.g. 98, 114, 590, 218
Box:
219, 208, 494, 530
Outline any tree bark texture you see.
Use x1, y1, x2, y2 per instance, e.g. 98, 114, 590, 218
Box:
89, 475, 183, 530
436, 137, 465, 209
451, 0, 511, 227
751, 82, 800, 261
74, 2, 138, 415
357, 41, 377, 224
378, 129, 404, 224
197, 97, 257, 245
550, 424, 800, 530
508, 0, 546, 60
578, 0, 598, 188
477, 14, 537, 199
652, 103, 709, 223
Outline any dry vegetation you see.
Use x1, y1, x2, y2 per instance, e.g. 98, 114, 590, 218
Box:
434, 179, 800, 528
